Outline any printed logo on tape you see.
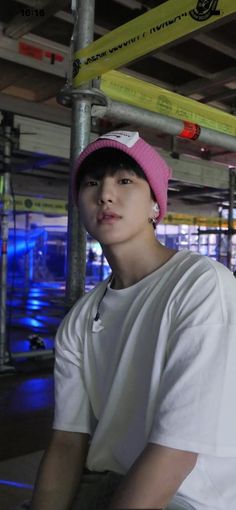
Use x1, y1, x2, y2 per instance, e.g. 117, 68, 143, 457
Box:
100, 131, 140, 148
24, 199, 33, 209
190, 0, 220, 21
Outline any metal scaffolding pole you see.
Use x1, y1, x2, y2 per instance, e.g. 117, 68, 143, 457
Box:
227, 168, 236, 270
0, 115, 54, 369
93, 100, 236, 153
0, 113, 14, 372
65, 0, 95, 307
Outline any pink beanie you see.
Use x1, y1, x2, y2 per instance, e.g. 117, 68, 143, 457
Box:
73, 130, 172, 224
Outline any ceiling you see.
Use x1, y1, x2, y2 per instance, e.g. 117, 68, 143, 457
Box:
0, 0, 236, 212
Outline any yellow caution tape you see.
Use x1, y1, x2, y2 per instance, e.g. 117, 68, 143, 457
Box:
2, 195, 68, 215
73, 0, 235, 87
1, 195, 233, 227
0, 176, 4, 195
101, 70, 236, 136
164, 212, 235, 227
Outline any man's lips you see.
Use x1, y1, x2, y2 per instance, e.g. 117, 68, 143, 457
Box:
97, 215, 122, 223
97, 211, 122, 221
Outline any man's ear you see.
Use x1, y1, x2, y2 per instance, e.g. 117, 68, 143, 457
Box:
152, 203, 160, 216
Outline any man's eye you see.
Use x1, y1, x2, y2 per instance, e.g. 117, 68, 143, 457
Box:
84, 181, 96, 186
121, 178, 132, 184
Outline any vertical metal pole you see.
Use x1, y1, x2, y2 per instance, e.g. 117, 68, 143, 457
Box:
218, 206, 223, 264
66, 0, 95, 307
227, 168, 235, 270
24, 212, 30, 287
0, 117, 13, 371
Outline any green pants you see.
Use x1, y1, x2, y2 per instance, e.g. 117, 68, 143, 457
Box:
71, 470, 124, 509
18, 471, 195, 510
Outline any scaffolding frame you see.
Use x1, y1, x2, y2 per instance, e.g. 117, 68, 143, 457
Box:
65, 0, 236, 306
0, 0, 236, 371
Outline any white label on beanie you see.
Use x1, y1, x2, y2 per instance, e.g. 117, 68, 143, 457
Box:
99, 131, 139, 148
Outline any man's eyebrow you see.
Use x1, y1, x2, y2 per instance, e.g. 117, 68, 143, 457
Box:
119, 168, 136, 175
83, 168, 136, 177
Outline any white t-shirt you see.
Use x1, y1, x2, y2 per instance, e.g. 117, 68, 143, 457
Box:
53, 249, 236, 509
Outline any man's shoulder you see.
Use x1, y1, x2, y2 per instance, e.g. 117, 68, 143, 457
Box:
190, 252, 235, 285
168, 250, 234, 307
176, 249, 232, 280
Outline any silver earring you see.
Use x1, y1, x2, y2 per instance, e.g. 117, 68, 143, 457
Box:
148, 217, 157, 226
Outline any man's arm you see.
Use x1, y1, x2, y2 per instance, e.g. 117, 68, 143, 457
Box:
108, 443, 198, 509
31, 429, 90, 510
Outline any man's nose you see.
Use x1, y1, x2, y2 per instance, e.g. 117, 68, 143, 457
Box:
97, 178, 115, 200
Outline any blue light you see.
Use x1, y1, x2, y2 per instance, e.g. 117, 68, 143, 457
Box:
28, 289, 44, 296
0, 479, 33, 489
16, 317, 44, 329
7, 240, 36, 258
3, 227, 46, 259
11, 340, 31, 353
15, 153, 62, 172
25, 299, 47, 310
29, 299, 46, 306
36, 315, 60, 326
22, 378, 49, 390
7, 377, 54, 413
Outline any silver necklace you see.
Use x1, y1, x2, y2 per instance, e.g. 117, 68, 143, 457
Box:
93, 273, 114, 322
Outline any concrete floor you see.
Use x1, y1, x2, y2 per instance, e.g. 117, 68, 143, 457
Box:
0, 450, 43, 510
0, 367, 54, 510
0, 278, 60, 508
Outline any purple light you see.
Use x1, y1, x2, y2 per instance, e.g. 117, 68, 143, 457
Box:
0, 479, 33, 489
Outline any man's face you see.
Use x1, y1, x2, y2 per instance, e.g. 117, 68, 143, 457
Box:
77, 168, 155, 247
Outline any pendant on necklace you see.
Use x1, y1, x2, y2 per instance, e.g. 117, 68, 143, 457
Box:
92, 317, 104, 332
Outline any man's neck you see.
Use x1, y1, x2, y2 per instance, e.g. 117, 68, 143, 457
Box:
109, 247, 178, 290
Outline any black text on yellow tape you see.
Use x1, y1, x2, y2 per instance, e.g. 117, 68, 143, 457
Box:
100, 70, 236, 136
73, 0, 234, 86
2, 195, 68, 215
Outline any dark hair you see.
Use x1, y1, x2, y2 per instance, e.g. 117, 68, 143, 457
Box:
76, 148, 156, 229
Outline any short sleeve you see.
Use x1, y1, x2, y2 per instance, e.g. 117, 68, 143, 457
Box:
53, 309, 94, 435
149, 323, 236, 457
148, 260, 236, 457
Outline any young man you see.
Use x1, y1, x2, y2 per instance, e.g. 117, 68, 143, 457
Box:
31, 130, 236, 510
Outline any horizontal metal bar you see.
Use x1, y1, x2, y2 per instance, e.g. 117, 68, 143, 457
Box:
11, 349, 54, 359
198, 229, 236, 234
92, 99, 236, 152
0, 92, 71, 126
